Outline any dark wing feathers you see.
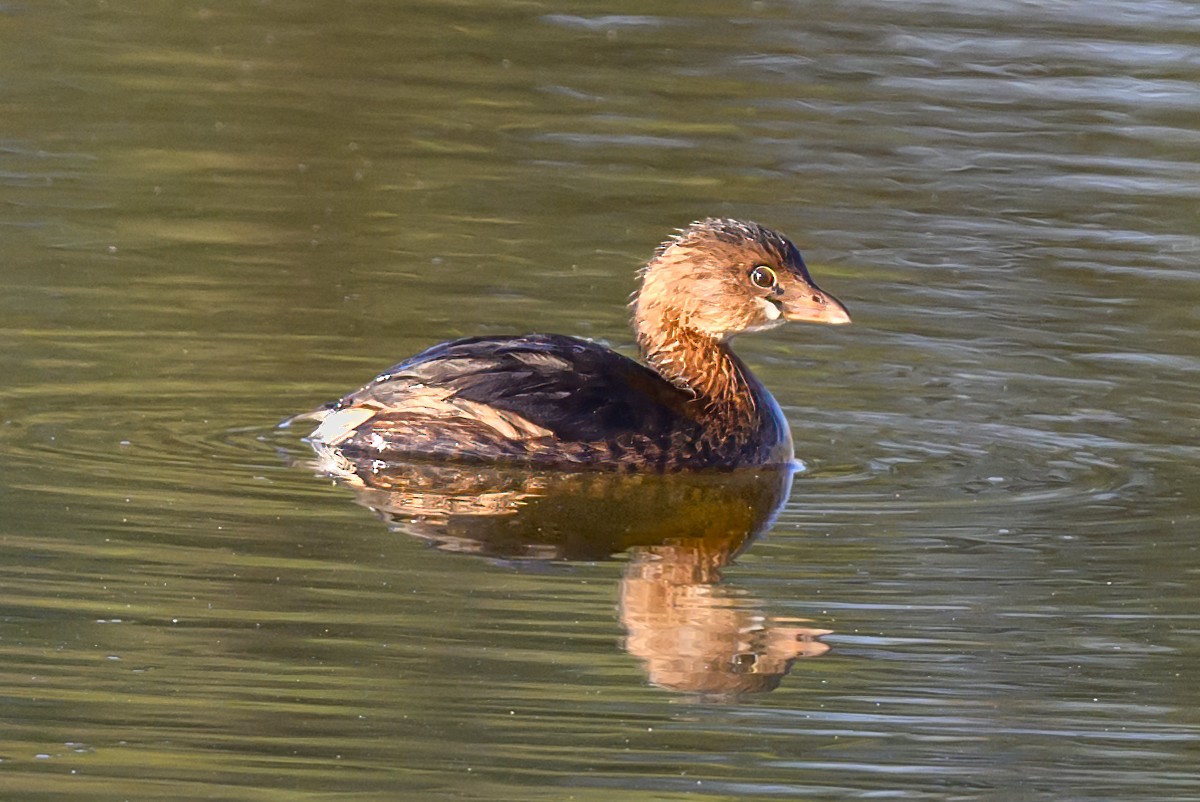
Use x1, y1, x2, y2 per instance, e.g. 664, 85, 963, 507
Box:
347, 334, 698, 444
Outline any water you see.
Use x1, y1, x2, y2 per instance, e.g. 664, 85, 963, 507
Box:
2, 0, 1199, 799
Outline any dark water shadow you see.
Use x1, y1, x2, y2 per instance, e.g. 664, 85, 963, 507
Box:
303, 445, 830, 698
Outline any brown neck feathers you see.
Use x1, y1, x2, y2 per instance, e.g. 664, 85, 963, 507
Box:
636, 310, 759, 426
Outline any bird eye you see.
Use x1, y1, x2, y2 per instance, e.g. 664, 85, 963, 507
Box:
749, 265, 778, 289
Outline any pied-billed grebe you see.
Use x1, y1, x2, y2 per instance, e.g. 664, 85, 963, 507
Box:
297, 218, 850, 471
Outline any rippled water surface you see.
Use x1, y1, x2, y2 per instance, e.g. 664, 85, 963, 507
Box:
3, 1, 1199, 799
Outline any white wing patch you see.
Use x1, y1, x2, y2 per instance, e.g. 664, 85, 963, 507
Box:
310, 407, 378, 446
309, 385, 553, 448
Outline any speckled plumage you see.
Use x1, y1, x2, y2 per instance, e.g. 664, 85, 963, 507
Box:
310, 333, 791, 470
298, 218, 850, 471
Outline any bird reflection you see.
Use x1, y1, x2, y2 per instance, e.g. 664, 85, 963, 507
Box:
307, 445, 830, 697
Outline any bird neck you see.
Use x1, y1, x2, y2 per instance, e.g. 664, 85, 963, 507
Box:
635, 306, 758, 419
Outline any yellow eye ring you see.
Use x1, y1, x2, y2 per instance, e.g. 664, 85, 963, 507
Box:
749, 265, 778, 289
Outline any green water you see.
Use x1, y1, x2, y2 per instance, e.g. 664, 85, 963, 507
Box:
2, 1, 1199, 799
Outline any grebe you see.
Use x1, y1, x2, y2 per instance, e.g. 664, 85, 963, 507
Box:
297, 218, 850, 471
